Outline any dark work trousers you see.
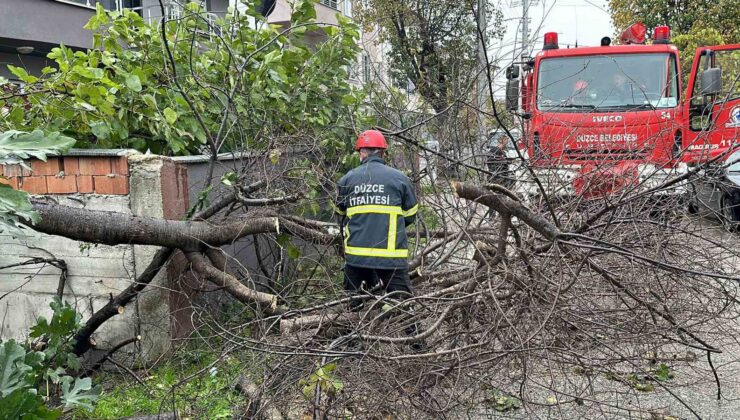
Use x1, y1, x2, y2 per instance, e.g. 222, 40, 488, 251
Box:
343, 264, 413, 305
344, 264, 419, 339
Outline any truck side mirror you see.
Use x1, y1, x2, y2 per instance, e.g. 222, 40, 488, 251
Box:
700, 67, 722, 96
506, 79, 520, 111
505, 65, 520, 80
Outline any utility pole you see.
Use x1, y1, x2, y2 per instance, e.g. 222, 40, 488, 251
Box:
521, 0, 529, 60
477, 0, 488, 145
513, 0, 537, 61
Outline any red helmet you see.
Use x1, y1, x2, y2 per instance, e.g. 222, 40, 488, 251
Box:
355, 130, 388, 151
574, 80, 589, 91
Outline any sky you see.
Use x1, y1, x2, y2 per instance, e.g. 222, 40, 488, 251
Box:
489, 0, 615, 93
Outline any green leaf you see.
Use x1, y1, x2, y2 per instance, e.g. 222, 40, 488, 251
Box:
30, 299, 81, 340
340, 94, 357, 106
124, 74, 142, 92
220, 172, 237, 186
286, 241, 300, 260
83, 4, 110, 30
0, 341, 32, 397
0, 389, 61, 420
74, 67, 104, 80
163, 107, 178, 125
60, 376, 101, 410
7, 107, 23, 125
7, 65, 38, 84
0, 130, 75, 166
142, 94, 157, 110
0, 185, 38, 236
653, 363, 674, 382
90, 121, 111, 140
291, 0, 317, 23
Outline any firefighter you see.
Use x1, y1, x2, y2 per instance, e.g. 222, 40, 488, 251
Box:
486, 130, 513, 189
610, 72, 633, 102
334, 130, 418, 309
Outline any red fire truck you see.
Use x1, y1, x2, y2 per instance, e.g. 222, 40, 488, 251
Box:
680, 44, 740, 223
505, 23, 685, 198
682, 45, 740, 161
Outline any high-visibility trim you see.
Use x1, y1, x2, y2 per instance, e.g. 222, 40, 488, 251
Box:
346, 204, 403, 217
387, 212, 397, 251
345, 246, 408, 258
343, 225, 350, 249
344, 204, 410, 259
402, 204, 419, 217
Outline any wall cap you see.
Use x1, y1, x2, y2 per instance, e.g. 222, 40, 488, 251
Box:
63, 149, 141, 157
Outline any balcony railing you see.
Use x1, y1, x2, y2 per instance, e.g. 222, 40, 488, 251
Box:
116, 1, 220, 39
320, 0, 338, 10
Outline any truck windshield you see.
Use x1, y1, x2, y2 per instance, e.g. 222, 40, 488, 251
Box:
537, 53, 678, 111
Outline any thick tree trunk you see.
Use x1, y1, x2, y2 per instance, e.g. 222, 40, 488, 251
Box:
30, 200, 280, 250
72, 191, 242, 355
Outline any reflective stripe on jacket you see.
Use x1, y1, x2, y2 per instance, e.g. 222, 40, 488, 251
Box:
335, 155, 418, 269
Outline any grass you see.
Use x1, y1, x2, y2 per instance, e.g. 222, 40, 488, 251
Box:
71, 351, 248, 419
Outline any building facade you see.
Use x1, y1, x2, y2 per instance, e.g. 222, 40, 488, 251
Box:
0, 0, 229, 81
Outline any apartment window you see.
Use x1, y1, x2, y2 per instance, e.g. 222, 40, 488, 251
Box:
342, 0, 353, 17
320, 0, 338, 10
362, 54, 371, 83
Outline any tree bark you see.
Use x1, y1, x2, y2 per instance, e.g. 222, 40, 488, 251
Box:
30, 200, 281, 250
72, 191, 242, 356
187, 252, 286, 314
451, 182, 561, 241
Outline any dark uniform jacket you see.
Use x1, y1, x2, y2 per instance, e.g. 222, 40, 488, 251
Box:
335, 155, 418, 269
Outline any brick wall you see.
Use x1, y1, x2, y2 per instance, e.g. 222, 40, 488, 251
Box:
0, 151, 191, 364
0, 155, 130, 195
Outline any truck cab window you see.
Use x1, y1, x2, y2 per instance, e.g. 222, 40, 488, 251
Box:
690, 50, 740, 131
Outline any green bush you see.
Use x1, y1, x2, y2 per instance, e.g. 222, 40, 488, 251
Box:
0, 299, 101, 419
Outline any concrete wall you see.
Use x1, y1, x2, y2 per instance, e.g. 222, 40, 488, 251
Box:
0, 151, 190, 363
0, 0, 96, 49
267, 0, 345, 28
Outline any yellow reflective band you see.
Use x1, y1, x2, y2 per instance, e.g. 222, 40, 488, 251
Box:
402, 204, 419, 217
346, 205, 403, 217
345, 246, 408, 258
343, 205, 410, 259
387, 211, 397, 251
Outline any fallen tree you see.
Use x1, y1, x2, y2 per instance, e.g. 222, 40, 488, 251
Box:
4, 2, 740, 419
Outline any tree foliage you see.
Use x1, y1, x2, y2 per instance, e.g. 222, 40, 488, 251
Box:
608, 0, 739, 38
0, 299, 100, 418
0, 130, 74, 236
357, 0, 503, 113
0, 1, 368, 156
609, 0, 740, 86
